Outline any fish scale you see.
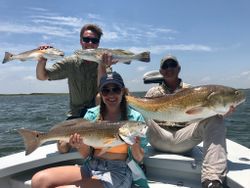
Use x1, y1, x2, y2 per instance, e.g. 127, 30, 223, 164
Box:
17, 119, 147, 155
126, 85, 246, 125
2, 46, 64, 64
74, 48, 150, 64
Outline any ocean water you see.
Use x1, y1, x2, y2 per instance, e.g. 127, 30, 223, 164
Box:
0, 90, 249, 157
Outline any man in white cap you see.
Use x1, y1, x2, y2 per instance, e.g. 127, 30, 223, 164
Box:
145, 55, 229, 188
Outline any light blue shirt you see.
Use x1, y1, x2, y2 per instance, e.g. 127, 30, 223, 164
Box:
83, 105, 149, 187
84, 105, 145, 122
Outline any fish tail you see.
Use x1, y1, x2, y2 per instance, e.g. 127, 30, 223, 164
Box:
136, 51, 150, 62
17, 129, 43, 155
2, 52, 14, 64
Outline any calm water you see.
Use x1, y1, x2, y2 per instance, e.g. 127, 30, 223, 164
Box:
0, 90, 249, 157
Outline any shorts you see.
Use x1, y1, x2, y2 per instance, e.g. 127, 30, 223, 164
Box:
81, 157, 132, 188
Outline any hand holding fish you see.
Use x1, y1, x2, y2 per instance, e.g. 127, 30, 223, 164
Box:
68, 133, 91, 158
69, 133, 84, 149
37, 45, 56, 62
101, 51, 119, 67
130, 136, 144, 163
223, 105, 236, 117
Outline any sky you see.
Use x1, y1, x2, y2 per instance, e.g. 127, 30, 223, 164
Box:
0, 0, 250, 94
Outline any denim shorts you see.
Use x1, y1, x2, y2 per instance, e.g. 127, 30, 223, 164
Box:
81, 157, 132, 188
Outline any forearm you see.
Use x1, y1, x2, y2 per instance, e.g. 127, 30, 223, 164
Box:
36, 58, 49, 80
131, 146, 144, 163
76, 144, 91, 159
97, 63, 107, 86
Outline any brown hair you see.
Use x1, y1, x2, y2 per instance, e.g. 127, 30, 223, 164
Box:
98, 89, 128, 121
80, 24, 103, 39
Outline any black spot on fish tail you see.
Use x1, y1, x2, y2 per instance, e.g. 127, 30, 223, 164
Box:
17, 129, 43, 155
2, 52, 13, 64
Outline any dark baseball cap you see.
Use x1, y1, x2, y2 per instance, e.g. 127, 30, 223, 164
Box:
99, 72, 125, 90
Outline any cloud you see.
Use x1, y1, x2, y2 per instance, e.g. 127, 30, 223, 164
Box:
0, 22, 76, 37
136, 66, 147, 72
87, 13, 102, 20
0, 9, 211, 52
199, 76, 212, 83
30, 15, 83, 27
241, 71, 250, 76
23, 75, 36, 81
128, 44, 212, 54
27, 7, 48, 12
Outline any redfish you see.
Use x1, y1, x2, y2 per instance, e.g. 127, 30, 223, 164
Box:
74, 48, 150, 64
18, 119, 147, 155
127, 85, 246, 125
2, 46, 64, 64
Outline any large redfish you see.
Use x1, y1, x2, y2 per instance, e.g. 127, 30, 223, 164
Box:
74, 48, 150, 64
18, 119, 147, 155
127, 85, 246, 125
2, 46, 64, 64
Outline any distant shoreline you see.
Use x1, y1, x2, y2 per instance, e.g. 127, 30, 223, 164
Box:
0, 93, 69, 96
0, 91, 147, 96
0, 88, 248, 96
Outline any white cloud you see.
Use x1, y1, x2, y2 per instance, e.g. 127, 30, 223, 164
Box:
23, 75, 36, 81
199, 76, 212, 83
0, 22, 76, 37
87, 13, 102, 20
27, 7, 48, 12
136, 66, 147, 72
30, 15, 83, 27
128, 44, 212, 54
241, 71, 250, 76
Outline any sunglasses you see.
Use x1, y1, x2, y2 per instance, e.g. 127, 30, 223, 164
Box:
161, 61, 178, 69
82, 37, 100, 44
101, 87, 122, 96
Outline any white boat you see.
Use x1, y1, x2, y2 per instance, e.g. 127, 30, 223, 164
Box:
0, 139, 249, 188
1, 72, 249, 188
143, 70, 163, 84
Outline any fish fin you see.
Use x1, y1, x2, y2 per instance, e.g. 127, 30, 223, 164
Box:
2, 52, 14, 64
50, 118, 91, 131
119, 134, 135, 145
136, 51, 150, 62
185, 107, 204, 115
114, 49, 134, 55
103, 138, 118, 145
97, 147, 111, 156
17, 129, 43, 155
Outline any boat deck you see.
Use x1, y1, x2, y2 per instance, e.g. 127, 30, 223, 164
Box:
0, 140, 250, 188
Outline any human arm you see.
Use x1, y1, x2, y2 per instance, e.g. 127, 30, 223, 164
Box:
36, 45, 52, 80
127, 109, 148, 163
130, 137, 145, 163
97, 52, 118, 86
36, 56, 49, 80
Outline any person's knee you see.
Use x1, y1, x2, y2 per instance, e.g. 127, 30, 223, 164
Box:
31, 171, 51, 188
203, 115, 225, 130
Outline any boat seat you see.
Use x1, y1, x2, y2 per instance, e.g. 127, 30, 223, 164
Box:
143, 144, 203, 187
